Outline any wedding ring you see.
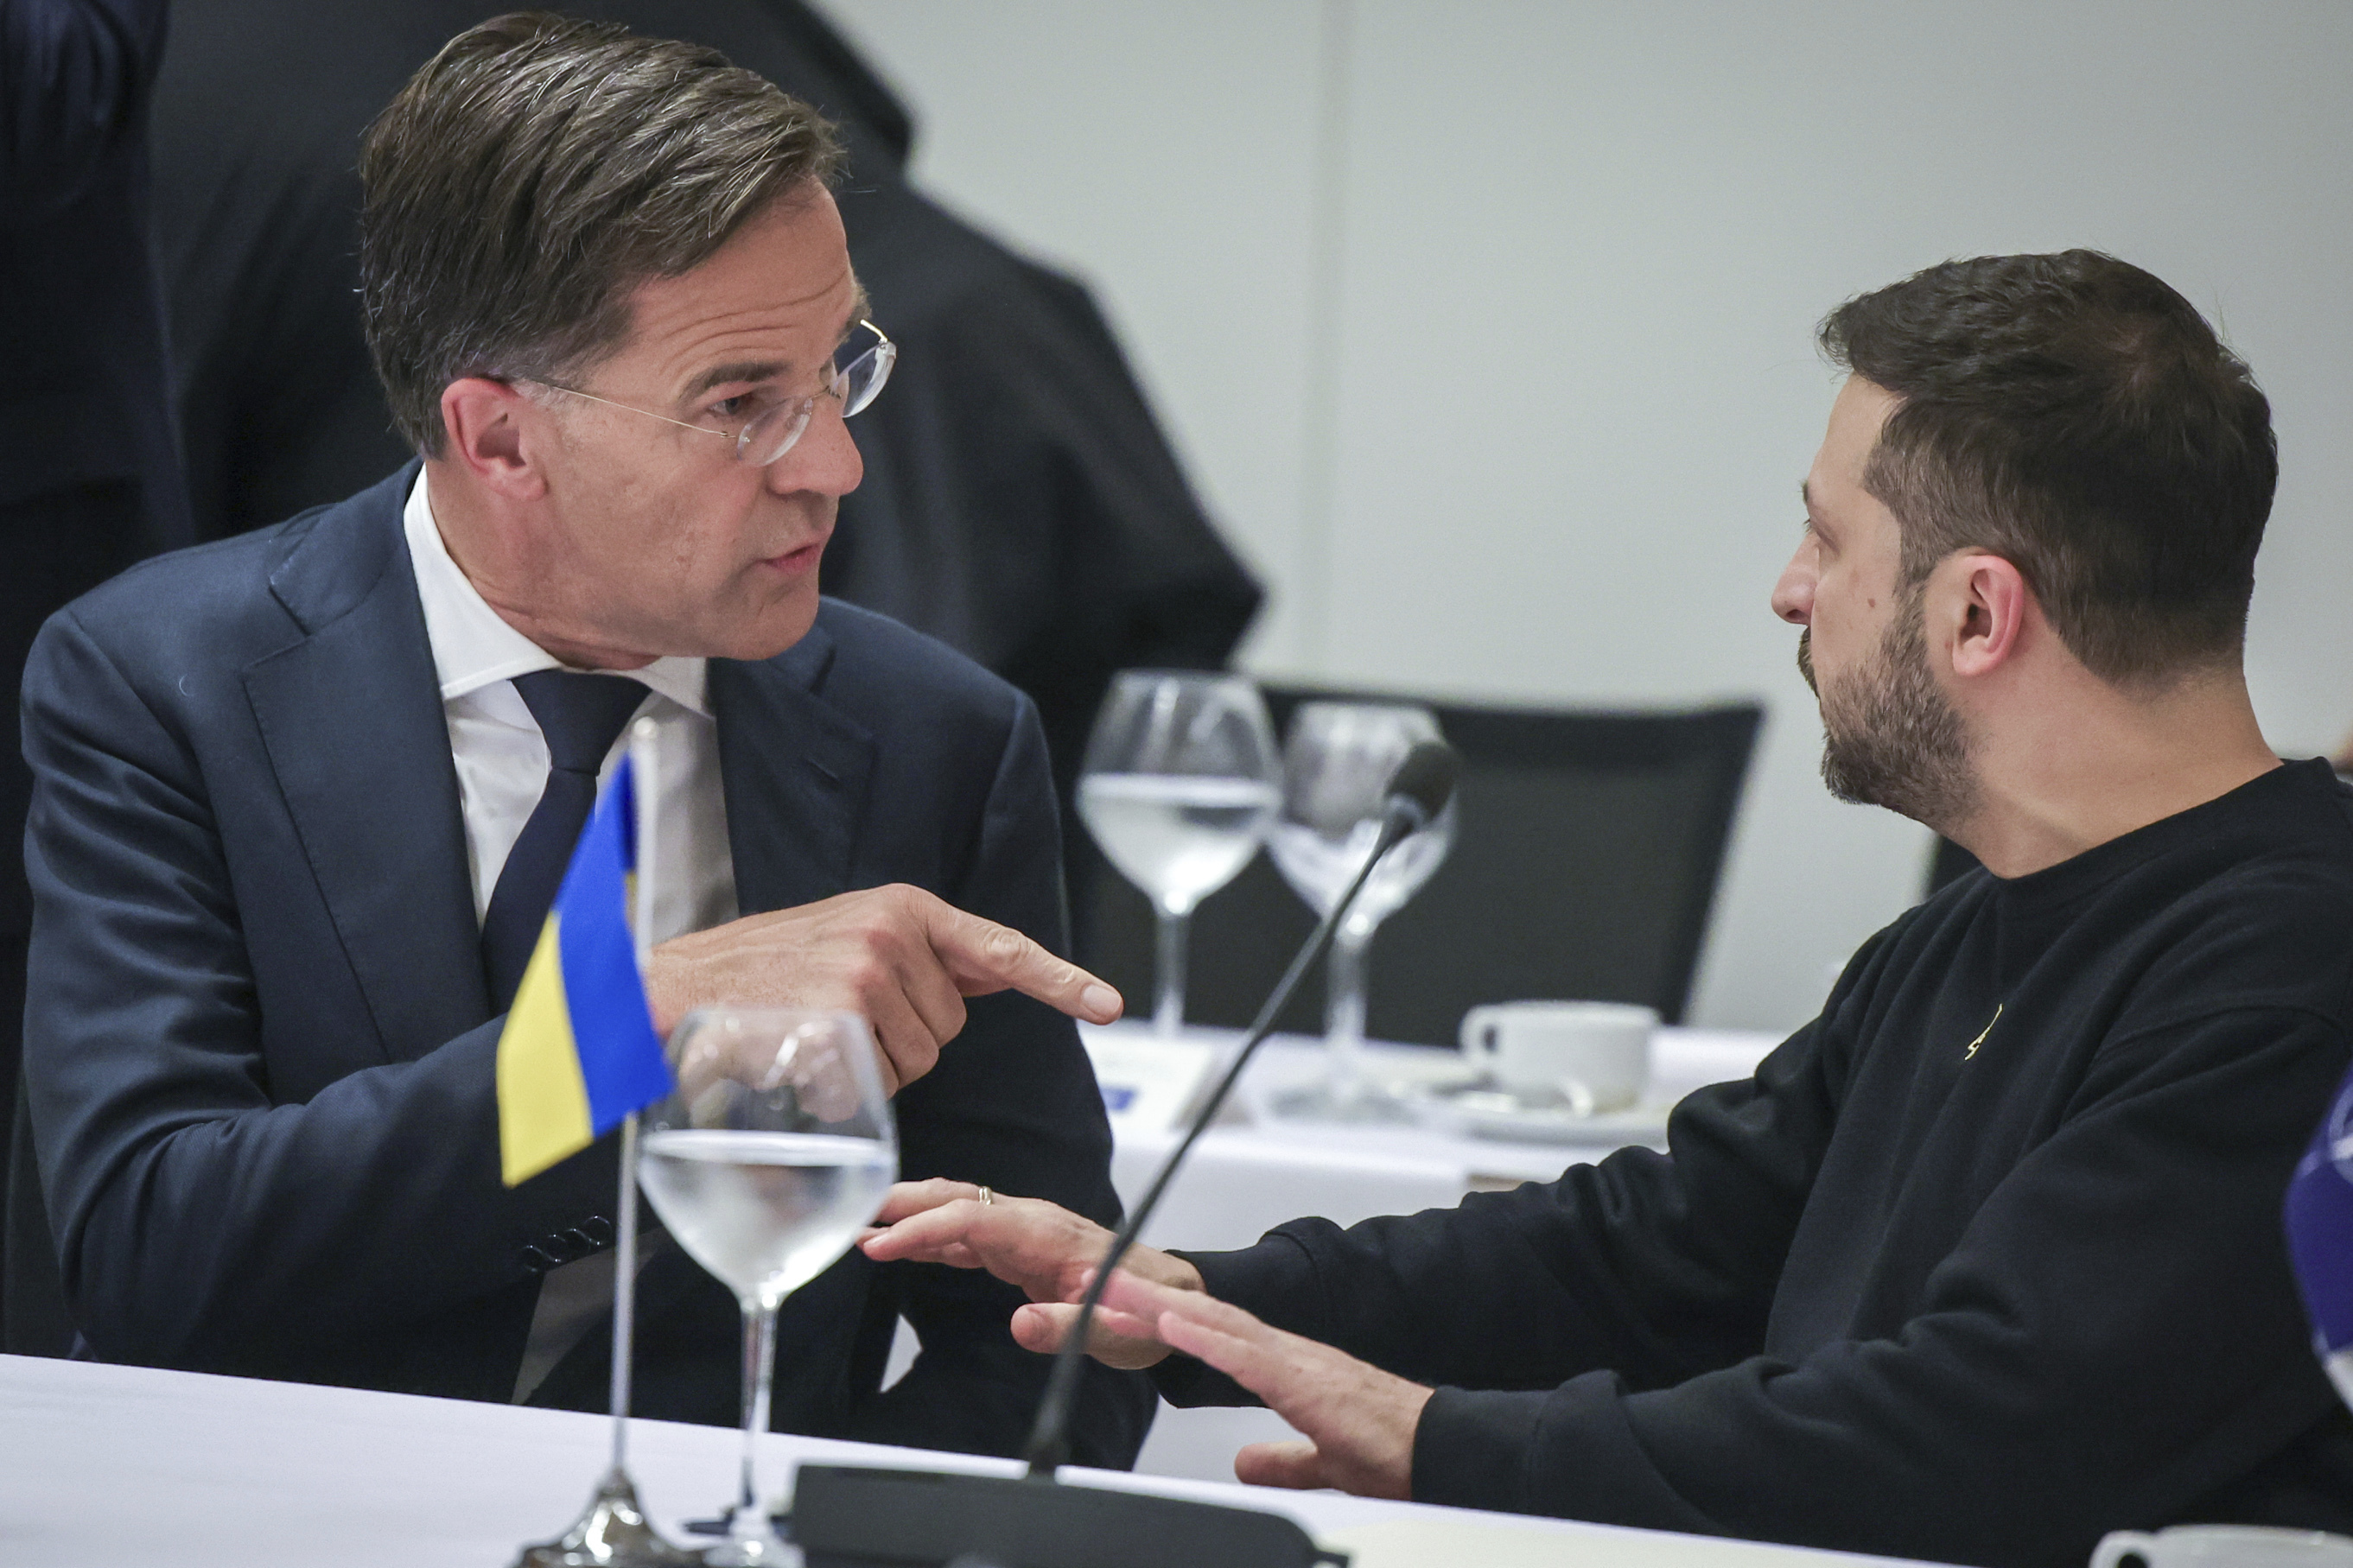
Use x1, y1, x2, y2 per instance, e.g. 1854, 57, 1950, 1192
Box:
976, 1184, 995, 1206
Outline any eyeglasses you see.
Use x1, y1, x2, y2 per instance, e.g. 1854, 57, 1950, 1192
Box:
530, 319, 895, 467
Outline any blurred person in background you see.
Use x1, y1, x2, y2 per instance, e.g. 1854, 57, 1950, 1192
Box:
867, 251, 2353, 1567
1, 0, 191, 1355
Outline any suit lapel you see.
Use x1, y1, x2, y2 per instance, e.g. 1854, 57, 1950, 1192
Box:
242, 471, 489, 1062
711, 623, 877, 915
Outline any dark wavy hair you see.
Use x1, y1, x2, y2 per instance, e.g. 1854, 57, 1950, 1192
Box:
358, 12, 844, 455
1819, 251, 2275, 684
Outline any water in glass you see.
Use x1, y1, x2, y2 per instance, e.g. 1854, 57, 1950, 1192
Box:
637, 1130, 895, 1309
637, 1009, 895, 1568
1265, 702, 1455, 1121
1264, 813, 1451, 933
1078, 672, 1280, 1035
1077, 772, 1280, 915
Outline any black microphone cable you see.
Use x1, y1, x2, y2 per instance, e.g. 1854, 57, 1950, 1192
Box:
1021, 739, 1461, 1476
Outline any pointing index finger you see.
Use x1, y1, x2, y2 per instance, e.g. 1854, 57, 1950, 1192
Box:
925, 899, 1122, 1024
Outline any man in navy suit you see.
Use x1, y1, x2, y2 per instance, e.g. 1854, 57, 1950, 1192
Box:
17, 14, 1152, 1464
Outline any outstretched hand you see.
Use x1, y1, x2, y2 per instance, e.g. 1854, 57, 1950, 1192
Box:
862, 1181, 1432, 1498
1093, 1271, 1430, 1501
860, 1179, 1200, 1369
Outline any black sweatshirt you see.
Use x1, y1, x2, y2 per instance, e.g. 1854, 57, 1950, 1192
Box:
1161, 759, 2353, 1568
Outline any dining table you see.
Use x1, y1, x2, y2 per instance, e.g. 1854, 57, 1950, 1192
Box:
0, 1349, 1939, 1568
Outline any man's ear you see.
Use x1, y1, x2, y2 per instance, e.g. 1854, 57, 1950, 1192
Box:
439, 378, 548, 500
1943, 551, 2031, 680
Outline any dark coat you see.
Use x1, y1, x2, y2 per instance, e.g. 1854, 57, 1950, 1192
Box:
2, 0, 194, 1356
0, 0, 186, 544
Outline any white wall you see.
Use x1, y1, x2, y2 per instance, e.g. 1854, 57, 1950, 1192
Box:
818, 0, 2353, 1031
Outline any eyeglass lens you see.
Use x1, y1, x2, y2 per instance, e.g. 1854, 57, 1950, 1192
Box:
735, 328, 896, 467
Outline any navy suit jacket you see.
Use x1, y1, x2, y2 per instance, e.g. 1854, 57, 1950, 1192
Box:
18, 466, 1152, 1463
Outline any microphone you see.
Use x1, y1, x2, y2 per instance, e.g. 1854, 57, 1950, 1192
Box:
792, 741, 1461, 1568
1377, 735, 1460, 840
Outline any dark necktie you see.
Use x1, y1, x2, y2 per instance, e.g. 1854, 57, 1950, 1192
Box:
480, 670, 650, 1010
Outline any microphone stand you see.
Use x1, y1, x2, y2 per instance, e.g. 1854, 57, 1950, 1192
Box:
1019, 785, 1436, 1476
792, 745, 1456, 1568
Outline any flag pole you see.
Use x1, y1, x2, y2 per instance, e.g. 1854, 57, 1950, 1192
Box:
514, 718, 689, 1567
614, 715, 662, 1471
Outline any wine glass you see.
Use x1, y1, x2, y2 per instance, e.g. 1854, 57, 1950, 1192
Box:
1265, 702, 1456, 1122
1077, 670, 1281, 1038
635, 1010, 897, 1567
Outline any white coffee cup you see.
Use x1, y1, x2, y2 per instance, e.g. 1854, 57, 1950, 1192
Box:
1458, 1000, 1656, 1114
2090, 1528, 2353, 1568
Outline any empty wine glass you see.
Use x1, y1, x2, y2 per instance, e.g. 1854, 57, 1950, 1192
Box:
635, 1010, 897, 1567
1266, 702, 1456, 1122
1077, 670, 1281, 1037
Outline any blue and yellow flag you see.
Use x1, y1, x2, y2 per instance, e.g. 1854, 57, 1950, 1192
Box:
2289, 1063, 2353, 1411
496, 757, 674, 1186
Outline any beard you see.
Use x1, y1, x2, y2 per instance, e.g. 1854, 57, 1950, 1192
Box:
1799, 589, 1978, 834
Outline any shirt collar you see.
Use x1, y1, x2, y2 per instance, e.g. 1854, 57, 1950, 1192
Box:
403, 469, 709, 717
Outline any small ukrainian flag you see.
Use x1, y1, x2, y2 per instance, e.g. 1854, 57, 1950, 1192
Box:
496, 757, 675, 1186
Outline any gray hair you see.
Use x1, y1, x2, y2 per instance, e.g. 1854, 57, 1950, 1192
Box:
358, 11, 845, 454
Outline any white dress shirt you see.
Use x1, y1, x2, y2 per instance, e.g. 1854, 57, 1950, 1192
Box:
403, 473, 737, 941
402, 472, 735, 1401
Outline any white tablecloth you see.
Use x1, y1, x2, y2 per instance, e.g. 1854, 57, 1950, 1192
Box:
0, 1353, 1936, 1568
1095, 1023, 1781, 1250
1078, 1022, 1783, 1482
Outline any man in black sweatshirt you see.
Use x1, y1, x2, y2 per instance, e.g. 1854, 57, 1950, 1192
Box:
862, 251, 2353, 1566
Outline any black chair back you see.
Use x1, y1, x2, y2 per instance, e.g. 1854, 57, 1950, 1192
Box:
1074, 690, 1763, 1044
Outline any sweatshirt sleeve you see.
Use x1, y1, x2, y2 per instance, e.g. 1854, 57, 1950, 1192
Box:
1154, 1006, 1846, 1406
1410, 1006, 2350, 1568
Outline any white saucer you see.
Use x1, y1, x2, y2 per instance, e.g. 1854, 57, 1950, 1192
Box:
1401, 1075, 1674, 1145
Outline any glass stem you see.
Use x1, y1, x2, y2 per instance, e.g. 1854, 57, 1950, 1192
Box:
607, 1114, 640, 1478
1154, 907, 1190, 1038
1325, 923, 1371, 1101
733, 1297, 779, 1541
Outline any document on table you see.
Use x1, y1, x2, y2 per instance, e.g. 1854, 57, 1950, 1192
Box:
1079, 1032, 1225, 1133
